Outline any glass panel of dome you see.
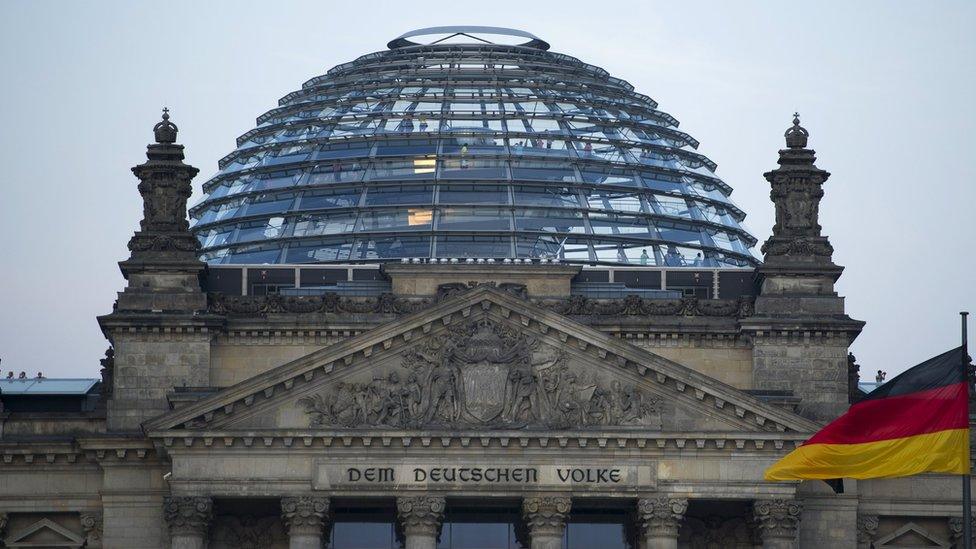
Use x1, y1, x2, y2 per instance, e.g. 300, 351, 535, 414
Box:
654, 222, 706, 246
363, 184, 434, 206
298, 188, 362, 211
368, 158, 438, 180
234, 217, 288, 243
585, 191, 644, 213
442, 135, 507, 155
239, 194, 296, 218
516, 235, 584, 260
440, 158, 507, 180
200, 227, 233, 248
648, 195, 690, 217
511, 160, 577, 182
588, 212, 653, 236
513, 185, 580, 207
314, 143, 373, 160
514, 208, 586, 233
307, 161, 366, 185
438, 184, 510, 205
640, 173, 685, 193
437, 207, 512, 231
223, 244, 281, 265
285, 238, 354, 263
576, 142, 626, 163
293, 213, 358, 237
579, 165, 639, 187
358, 209, 432, 231
355, 236, 431, 260
435, 236, 512, 259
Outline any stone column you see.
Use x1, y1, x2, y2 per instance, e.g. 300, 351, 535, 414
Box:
281, 495, 330, 549
163, 496, 213, 549
636, 497, 688, 549
522, 495, 572, 549
752, 499, 802, 549
397, 495, 446, 549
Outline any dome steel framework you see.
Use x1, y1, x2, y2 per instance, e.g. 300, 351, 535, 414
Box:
189, 29, 760, 267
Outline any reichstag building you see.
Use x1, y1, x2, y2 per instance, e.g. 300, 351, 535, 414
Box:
0, 26, 971, 549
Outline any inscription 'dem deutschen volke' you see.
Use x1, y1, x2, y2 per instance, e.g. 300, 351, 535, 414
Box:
347, 466, 623, 484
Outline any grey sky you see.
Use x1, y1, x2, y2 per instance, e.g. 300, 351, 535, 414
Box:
1, 0, 973, 379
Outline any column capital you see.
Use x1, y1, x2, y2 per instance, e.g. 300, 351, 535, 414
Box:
397, 495, 446, 537
636, 496, 688, 538
164, 496, 213, 538
856, 514, 878, 547
280, 495, 330, 537
521, 495, 572, 538
752, 499, 802, 541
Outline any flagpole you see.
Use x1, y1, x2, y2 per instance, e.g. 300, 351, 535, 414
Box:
963, 311, 972, 549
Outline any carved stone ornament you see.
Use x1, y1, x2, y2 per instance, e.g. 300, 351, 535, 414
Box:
948, 514, 976, 545
80, 512, 103, 546
752, 499, 802, 541
99, 347, 114, 398
856, 514, 879, 545
209, 291, 755, 320
280, 496, 329, 536
212, 515, 285, 549
522, 495, 572, 537
636, 497, 688, 538
397, 495, 446, 536
298, 318, 662, 430
163, 496, 213, 537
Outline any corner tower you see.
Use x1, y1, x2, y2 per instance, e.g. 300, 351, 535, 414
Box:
98, 110, 224, 431
742, 115, 864, 421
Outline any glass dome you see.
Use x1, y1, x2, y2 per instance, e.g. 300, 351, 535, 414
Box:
189, 28, 759, 268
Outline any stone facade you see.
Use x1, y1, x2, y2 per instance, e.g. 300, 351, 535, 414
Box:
0, 113, 971, 549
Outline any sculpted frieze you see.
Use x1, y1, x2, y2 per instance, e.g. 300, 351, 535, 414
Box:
297, 319, 662, 430
208, 291, 755, 319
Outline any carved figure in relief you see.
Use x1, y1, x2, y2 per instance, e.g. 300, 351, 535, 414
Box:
298, 318, 662, 430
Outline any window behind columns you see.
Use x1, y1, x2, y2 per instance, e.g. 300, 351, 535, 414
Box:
564, 506, 637, 549
437, 505, 525, 549
330, 502, 399, 549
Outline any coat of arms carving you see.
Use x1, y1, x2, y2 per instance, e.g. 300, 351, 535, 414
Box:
297, 319, 662, 430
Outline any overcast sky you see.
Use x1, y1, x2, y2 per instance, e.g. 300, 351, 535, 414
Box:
1, 0, 973, 379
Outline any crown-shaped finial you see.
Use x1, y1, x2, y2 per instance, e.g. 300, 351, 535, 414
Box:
784, 112, 809, 149
153, 107, 178, 144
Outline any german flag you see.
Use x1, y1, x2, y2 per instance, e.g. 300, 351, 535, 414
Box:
765, 347, 971, 480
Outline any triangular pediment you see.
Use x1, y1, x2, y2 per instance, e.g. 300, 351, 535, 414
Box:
5, 518, 85, 548
145, 287, 819, 437
874, 522, 950, 548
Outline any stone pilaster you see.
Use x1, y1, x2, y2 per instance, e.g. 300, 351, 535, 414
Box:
397, 496, 446, 549
281, 495, 330, 549
522, 495, 572, 549
636, 497, 687, 549
99, 110, 224, 431
742, 114, 863, 421
948, 514, 975, 548
164, 496, 213, 549
856, 514, 878, 549
752, 499, 802, 549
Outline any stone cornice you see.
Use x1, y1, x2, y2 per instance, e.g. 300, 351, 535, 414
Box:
0, 437, 157, 465
148, 429, 808, 453
144, 287, 821, 434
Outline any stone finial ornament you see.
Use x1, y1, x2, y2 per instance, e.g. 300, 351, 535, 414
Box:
784, 112, 809, 149
153, 107, 178, 143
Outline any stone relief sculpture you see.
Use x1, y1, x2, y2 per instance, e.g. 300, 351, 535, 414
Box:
298, 319, 661, 429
